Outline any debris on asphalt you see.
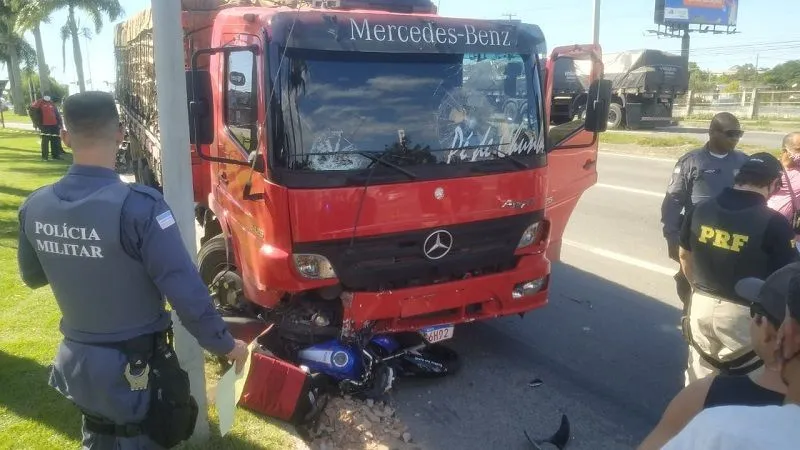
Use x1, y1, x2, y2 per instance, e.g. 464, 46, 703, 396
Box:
528, 378, 544, 388
307, 395, 423, 450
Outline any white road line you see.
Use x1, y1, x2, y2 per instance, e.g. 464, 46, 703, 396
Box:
563, 239, 677, 277
593, 183, 663, 198
599, 152, 677, 163
120, 174, 135, 183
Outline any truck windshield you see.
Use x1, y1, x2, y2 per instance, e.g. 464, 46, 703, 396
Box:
270, 49, 543, 175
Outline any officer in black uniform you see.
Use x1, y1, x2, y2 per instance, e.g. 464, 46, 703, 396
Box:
661, 112, 749, 306
16, 91, 249, 449
678, 152, 800, 386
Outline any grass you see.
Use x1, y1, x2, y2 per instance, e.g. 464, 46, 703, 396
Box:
600, 132, 701, 147
1, 111, 32, 124
677, 116, 800, 133
0, 129, 294, 450
599, 130, 774, 160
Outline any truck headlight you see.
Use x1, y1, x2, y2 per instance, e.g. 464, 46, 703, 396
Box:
512, 278, 546, 299
517, 222, 541, 249
293, 254, 337, 279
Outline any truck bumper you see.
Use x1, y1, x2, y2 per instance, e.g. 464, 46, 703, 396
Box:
340, 254, 550, 336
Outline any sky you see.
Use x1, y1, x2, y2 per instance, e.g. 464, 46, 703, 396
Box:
2, 0, 798, 90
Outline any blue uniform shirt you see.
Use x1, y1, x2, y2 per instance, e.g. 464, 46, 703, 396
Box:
18, 165, 235, 356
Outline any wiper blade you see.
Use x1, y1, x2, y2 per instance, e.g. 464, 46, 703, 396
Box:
489, 149, 529, 169
357, 151, 418, 179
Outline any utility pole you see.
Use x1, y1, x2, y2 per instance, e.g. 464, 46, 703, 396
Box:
150, 0, 210, 443
592, 0, 601, 46
502, 12, 517, 21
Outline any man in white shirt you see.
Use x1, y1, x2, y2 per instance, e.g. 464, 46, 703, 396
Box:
661, 266, 800, 449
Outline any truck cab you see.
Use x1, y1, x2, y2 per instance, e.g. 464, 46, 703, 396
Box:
116, 0, 611, 343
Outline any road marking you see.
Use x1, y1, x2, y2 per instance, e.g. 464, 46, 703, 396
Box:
120, 174, 135, 183
563, 239, 677, 277
594, 183, 663, 198
599, 152, 677, 163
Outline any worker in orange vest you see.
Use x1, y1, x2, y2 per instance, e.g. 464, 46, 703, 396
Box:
29, 95, 64, 161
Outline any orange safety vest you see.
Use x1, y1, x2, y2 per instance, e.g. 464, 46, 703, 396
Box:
32, 100, 59, 126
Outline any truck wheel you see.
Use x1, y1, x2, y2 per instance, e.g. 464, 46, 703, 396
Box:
607, 103, 623, 129
197, 234, 235, 287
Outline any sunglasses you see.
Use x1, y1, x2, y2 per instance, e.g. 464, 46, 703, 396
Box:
719, 129, 745, 139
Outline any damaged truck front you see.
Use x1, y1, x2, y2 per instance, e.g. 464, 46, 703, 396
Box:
114, 1, 611, 356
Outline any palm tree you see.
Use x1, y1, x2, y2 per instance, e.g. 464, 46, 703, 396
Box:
13, 0, 54, 96
0, 0, 35, 114
19, 0, 123, 93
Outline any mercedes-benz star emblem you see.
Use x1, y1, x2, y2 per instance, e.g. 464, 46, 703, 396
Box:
434, 187, 445, 200
423, 230, 454, 260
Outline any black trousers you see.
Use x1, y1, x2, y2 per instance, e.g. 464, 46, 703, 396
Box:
40, 125, 64, 160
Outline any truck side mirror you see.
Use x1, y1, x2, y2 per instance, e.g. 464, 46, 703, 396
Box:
584, 79, 612, 133
186, 69, 215, 145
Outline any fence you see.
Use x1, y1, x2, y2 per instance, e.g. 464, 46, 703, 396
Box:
673, 90, 800, 120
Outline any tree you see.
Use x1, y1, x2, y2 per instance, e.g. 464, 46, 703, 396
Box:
13, 0, 54, 96
763, 60, 800, 89
21, 0, 124, 93
0, 0, 35, 114
688, 61, 718, 92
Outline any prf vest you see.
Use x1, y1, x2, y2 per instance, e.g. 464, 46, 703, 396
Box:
22, 183, 166, 343
690, 196, 773, 304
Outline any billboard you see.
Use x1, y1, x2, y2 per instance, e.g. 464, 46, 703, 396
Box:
656, 0, 738, 27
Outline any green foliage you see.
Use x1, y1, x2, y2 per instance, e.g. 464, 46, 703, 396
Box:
689, 59, 800, 92
21, 69, 68, 101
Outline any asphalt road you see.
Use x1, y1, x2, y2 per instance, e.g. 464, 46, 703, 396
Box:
620, 125, 785, 149
393, 151, 686, 450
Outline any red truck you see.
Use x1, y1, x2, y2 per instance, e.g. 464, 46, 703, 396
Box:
115, 0, 610, 351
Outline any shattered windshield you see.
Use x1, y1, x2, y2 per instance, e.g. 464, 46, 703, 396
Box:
272, 49, 543, 172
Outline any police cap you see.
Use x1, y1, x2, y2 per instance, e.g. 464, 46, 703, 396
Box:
737, 152, 783, 180
735, 262, 800, 327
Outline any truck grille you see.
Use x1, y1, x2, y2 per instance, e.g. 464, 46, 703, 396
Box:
293, 212, 541, 292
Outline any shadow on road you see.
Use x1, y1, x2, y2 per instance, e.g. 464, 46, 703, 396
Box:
393, 262, 685, 450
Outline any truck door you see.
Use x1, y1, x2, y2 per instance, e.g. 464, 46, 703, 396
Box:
212, 32, 268, 291
544, 45, 603, 262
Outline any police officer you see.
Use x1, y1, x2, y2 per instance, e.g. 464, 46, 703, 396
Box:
678, 152, 799, 386
661, 112, 749, 307
16, 91, 249, 449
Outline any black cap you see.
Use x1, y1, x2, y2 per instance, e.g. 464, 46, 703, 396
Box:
737, 152, 783, 180
735, 263, 800, 326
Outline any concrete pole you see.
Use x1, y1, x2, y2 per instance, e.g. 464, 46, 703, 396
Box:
150, 0, 210, 443
592, 0, 600, 46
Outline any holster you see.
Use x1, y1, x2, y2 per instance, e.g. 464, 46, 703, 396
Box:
76, 327, 198, 448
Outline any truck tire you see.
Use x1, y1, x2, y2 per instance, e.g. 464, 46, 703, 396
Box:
607, 103, 624, 130
197, 234, 236, 287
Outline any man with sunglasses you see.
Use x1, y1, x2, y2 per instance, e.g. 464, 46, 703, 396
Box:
637, 263, 794, 450
678, 152, 799, 386
660, 268, 800, 449
662, 113, 748, 307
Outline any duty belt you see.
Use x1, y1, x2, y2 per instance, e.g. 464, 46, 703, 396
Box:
681, 291, 762, 376
82, 413, 145, 438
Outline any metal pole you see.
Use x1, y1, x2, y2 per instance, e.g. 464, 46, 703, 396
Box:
592, 0, 600, 45
150, 0, 210, 443
681, 28, 690, 68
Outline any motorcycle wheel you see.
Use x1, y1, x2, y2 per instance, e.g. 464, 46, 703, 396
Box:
396, 343, 460, 378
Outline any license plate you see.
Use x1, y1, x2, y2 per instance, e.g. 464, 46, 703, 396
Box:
421, 324, 454, 344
